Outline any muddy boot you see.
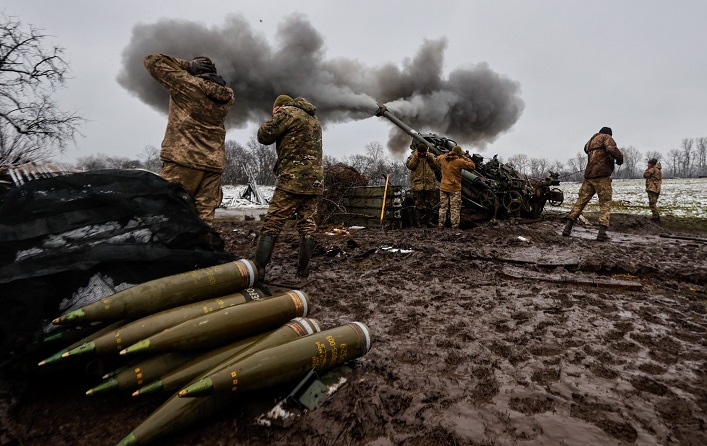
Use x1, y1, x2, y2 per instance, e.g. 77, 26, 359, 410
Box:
254, 234, 276, 282
413, 209, 423, 228
296, 235, 315, 279
596, 225, 609, 241
562, 219, 574, 237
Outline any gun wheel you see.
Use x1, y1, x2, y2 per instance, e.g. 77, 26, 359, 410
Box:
548, 187, 564, 206
478, 190, 497, 209
502, 190, 523, 213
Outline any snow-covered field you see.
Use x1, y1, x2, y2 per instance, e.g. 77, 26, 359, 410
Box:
549, 177, 707, 219
220, 178, 707, 219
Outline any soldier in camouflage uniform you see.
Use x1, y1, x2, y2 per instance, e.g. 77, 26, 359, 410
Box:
405, 142, 438, 227
643, 158, 662, 222
563, 127, 624, 241
435, 146, 476, 229
254, 95, 323, 283
144, 54, 235, 226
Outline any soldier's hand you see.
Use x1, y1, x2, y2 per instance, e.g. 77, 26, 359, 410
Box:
187, 58, 216, 75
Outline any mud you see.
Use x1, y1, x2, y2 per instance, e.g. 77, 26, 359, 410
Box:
1, 213, 706, 446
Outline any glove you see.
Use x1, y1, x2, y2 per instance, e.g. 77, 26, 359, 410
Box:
616, 159, 623, 166
187, 58, 216, 75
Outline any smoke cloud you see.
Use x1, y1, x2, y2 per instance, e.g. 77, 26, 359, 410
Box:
117, 14, 524, 156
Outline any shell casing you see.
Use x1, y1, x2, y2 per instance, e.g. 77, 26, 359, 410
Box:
121, 290, 310, 356
75, 287, 269, 356
153, 317, 322, 394
54, 259, 258, 325
180, 322, 371, 398
134, 330, 272, 396
117, 317, 322, 445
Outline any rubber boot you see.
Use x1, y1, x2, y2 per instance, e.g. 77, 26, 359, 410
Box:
297, 235, 315, 278
562, 219, 574, 237
596, 225, 609, 241
413, 209, 423, 228
254, 234, 276, 282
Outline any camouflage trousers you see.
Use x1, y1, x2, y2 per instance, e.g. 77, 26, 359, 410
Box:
439, 190, 462, 228
647, 191, 660, 217
261, 187, 319, 237
567, 176, 613, 227
413, 189, 437, 212
160, 161, 223, 226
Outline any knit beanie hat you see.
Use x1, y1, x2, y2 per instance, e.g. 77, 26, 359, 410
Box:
273, 95, 292, 108
648, 158, 658, 165
599, 127, 613, 136
452, 146, 463, 155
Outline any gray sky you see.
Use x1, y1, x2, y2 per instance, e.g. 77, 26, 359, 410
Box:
4, 0, 706, 165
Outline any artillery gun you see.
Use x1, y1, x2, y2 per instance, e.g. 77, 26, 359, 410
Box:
374, 104, 563, 220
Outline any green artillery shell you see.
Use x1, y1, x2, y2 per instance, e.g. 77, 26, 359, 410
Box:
120, 290, 310, 356
64, 288, 269, 357
38, 320, 128, 366
179, 322, 371, 398
86, 352, 197, 395
134, 317, 321, 396
54, 259, 258, 325
115, 318, 322, 445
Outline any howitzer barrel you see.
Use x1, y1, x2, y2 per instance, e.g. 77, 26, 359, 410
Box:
375, 104, 440, 155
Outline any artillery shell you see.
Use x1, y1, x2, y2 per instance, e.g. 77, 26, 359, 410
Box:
134, 317, 320, 396
120, 290, 310, 356
64, 288, 269, 358
179, 322, 371, 398
54, 259, 258, 325
115, 318, 322, 445
38, 320, 128, 366
86, 352, 197, 395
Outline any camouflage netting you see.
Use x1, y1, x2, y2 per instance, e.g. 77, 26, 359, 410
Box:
0, 169, 235, 371
317, 163, 368, 226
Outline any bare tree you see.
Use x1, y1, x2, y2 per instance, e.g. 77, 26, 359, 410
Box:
618, 145, 641, 179
529, 157, 548, 178
138, 145, 161, 173
667, 148, 683, 178
680, 138, 694, 177
222, 139, 249, 185
0, 14, 83, 165
695, 137, 707, 177
246, 137, 277, 185
507, 154, 529, 176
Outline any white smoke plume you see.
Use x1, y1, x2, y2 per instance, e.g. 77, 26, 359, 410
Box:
117, 13, 524, 155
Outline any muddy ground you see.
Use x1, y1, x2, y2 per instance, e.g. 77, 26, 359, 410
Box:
1, 212, 706, 446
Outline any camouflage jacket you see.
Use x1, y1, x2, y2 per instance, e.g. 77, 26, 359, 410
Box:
583, 133, 623, 179
643, 162, 662, 194
257, 97, 323, 195
435, 153, 476, 193
144, 54, 235, 173
406, 151, 438, 191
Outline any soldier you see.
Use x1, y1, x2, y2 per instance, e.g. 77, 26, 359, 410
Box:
435, 146, 475, 229
144, 54, 235, 226
254, 95, 323, 283
644, 158, 662, 222
563, 126, 624, 241
405, 142, 438, 227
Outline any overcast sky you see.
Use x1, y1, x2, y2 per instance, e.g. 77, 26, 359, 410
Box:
4, 0, 706, 165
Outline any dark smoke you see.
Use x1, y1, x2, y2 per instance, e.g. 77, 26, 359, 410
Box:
117, 14, 524, 156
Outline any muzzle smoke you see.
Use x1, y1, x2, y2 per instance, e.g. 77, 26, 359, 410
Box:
117, 14, 524, 155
